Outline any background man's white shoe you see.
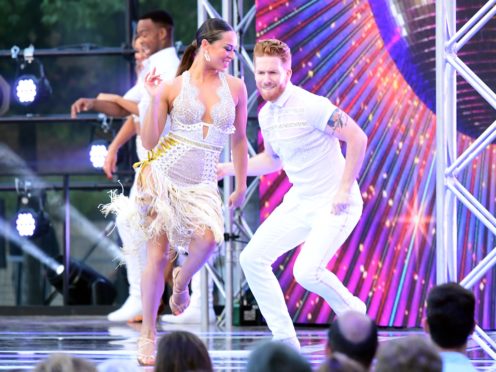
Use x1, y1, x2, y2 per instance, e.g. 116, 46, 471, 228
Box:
107, 296, 142, 322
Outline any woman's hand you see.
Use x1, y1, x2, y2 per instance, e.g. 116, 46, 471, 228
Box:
103, 145, 118, 180
228, 188, 246, 209
144, 67, 164, 97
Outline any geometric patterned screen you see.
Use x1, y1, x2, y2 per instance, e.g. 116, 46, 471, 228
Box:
256, 0, 496, 328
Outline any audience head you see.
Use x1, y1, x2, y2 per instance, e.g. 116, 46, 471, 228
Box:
317, 352, 366, 372
34, 353, 97, 372
375, 335, 442, 372
154, 331, 213, 372
246, 341, 312, 372
137, 10, 175, 53
327, 311, 378, 369
425, 282, 475, 350
97, 359, 140, 372
177, 18, 235, 76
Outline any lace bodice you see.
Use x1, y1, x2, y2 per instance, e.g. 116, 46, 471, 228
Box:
171, 70, 235, 136
151, 70, 237, 186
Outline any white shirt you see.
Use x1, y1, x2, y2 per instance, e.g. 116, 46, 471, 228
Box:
125, 47, 179, 161
440, 351, 478, 372
138, 47, 180, 126
259, 82, 362, 202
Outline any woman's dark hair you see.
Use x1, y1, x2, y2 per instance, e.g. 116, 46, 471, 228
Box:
176, 18, 233, 76
154, 331, 213, 372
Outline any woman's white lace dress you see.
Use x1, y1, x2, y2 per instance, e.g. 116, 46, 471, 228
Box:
102, 70, 235, 254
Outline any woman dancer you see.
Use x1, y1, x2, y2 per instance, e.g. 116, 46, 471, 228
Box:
103, 18, 247, 365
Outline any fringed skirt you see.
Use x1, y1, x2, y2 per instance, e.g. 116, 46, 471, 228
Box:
101, 153, 224, 255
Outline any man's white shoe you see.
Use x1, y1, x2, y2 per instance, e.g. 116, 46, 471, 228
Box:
107, 296, 142, 322
161, 306, 216, 324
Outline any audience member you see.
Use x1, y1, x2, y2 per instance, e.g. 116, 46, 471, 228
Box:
246, 341, 312, 372
34, 353, 97, 372
154, 331, 213, 372
425, 282, 477, 372
317, 352, 365, 372
375, 335, 442, 372
97, 359, 141, 372
326, 311, 377, 370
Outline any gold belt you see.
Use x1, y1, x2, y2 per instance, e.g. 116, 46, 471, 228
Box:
133, 136, 179, 169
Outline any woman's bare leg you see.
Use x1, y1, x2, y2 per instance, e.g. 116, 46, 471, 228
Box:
172, 230, 217, 310
138, 232, 169, 364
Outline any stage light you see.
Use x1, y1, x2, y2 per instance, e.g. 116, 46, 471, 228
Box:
15, 210, 37, 237
46, 256, 117, 305
89, 140, 108, 169
10, 45, 52, 107
13, 75, 38, 105
13, 179, 49, 239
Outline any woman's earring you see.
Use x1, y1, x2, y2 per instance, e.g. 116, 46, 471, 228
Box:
204, 52, 211, 62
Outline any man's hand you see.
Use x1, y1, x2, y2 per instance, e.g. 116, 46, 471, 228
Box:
331, 188, 351, 215
71, 98, 95, 118
217, 163, 230, 181
103, 146, 118, 180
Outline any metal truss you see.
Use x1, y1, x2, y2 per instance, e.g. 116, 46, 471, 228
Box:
197, 0, 257, 331
436, 0, 496, 359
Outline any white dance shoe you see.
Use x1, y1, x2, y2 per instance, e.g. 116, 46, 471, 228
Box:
107, 296, 143, 322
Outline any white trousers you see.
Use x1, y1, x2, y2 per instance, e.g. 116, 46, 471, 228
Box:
240, 190, 362, 340
115, 177, 146, 300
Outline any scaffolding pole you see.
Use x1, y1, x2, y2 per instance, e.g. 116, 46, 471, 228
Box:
436, 0, 496, 357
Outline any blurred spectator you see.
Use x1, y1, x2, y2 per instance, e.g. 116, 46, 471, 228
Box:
246, 341, 312, 372
425, 282, 477, 372
375, 335, 442, 372
326, 311, 377, 370
317, 352, 366, 372
154, 331, 213, 372
34, 353, 97, 372
97, 359, 141, 372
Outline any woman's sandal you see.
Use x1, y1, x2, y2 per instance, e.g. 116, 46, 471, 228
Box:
169, 267, 191, 315
137, 336, 156, 366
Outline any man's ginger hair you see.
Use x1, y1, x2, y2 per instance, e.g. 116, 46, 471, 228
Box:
254, 39, 292, 68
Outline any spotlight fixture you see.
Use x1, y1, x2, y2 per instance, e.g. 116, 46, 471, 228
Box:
89, 140, 109, 169
13, 179, 49, 238
15, 209, 37, 237
10, 45, 52, 107
46, 256, 117, 305
13, 74, 38, 105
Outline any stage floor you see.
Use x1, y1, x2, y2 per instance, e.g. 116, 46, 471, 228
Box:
0, 316, 494, 371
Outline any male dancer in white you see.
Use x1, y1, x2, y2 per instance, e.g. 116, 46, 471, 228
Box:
218, 39, 368, 349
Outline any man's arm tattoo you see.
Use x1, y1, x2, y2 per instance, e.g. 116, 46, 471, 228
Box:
327, 108, 348, 133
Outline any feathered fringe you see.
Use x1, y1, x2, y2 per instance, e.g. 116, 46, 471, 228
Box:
100, 164, 224, 254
